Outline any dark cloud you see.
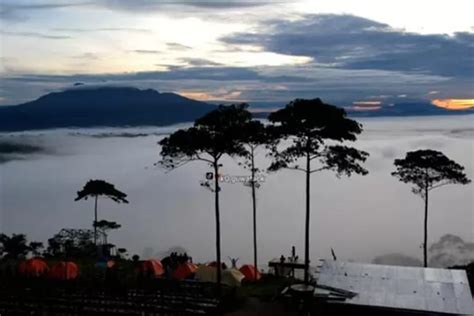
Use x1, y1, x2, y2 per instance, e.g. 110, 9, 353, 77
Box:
166, 42, 192, 50
71, 53, 100, 60
0, 0, 277, 21
132, 49, 161, 54
97, 0, 276, 11
0, 1, 87, 10
0, 1, 88, 21
52, 27, 152, 33
4, 66, 307, 83
223, 14, 474, 78
179, 58, 222, 66
0, 141, 46, 164
0, 30, 71, 40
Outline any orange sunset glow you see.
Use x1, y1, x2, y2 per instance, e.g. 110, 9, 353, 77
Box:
432, 99, 474, 110
352, 101, 382, 111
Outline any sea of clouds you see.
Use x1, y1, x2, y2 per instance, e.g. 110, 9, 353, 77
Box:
0, 115, 473, 268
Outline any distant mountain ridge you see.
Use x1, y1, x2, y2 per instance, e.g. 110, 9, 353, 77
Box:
0, 87, 216, 131
251, 101, 474, 119
347, 102, 474, 117
0, 87, 472, 132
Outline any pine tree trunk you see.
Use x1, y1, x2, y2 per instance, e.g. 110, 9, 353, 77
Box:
94, 195, 98, 246
424, 187, 429, 268
213, 161, 222, 292
304, 152, 311, 284
251, 147, 258, 280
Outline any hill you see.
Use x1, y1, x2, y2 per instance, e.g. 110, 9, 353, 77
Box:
347, 102, 474, 117
251, 101, 474, 119
0, 87, 216, 131
1, 89, 472, 131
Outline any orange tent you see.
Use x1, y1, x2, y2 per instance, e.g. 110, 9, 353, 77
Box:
173, 262, 198, 280
207, 261, 227, 270
49, 261, 79, 280
139, 259, 164, 277
239, 264, 261, 281
18, 258, 49, 277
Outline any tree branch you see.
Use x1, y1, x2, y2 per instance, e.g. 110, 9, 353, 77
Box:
310, 166, 329, 174
284, 166, 306, 173
195, 154, 213, 164
161, 156, 212, 173
429, 181, 451, 191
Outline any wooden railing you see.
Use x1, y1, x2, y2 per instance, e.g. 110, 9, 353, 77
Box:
0, 279, 224, 315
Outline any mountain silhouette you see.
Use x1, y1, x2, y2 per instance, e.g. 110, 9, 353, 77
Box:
0, 87, 216, 131
347, 102, 474, 117
1, 88, 472, 131
251, 101, 473, 119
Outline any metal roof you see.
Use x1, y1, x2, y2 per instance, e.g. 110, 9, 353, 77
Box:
315, 260, 473, 315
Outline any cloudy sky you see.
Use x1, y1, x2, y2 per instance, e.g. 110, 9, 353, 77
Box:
0, 0, 473, 108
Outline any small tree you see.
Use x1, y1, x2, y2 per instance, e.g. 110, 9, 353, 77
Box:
75, 180, 128, 245
391, 149, 471, 267
238, 119, 271, 279
29, 242, 44, 257
159, 104, 250, 289
117, 248, 128, 259
0, 234, 31, 259
94, 220, 121, 246
268, 98, 369, 284
45, 228, 95, 258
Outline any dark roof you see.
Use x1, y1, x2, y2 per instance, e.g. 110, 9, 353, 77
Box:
315, 260, 473, 315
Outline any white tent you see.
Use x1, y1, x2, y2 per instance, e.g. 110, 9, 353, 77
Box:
195, 265, 244, 287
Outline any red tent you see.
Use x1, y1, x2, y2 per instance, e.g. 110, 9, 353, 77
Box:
239, 264, 261, 281
173, 262, 198, 280
207, 261, 227, 270
138, 259, 164, 277
49, 261, 79, 280
18, 258, 49, 277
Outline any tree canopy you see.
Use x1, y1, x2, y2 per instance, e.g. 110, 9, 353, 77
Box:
94, 220, 121, 231
268, 98, 368, 175
75, 179, 129, 203
159, 104, 251, 169
238, 120, 271, 184
0, 234, 31, 259
45, 228, 95, 258
392, 149, 471, 197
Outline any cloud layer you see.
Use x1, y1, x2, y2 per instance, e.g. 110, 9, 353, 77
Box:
1, 5, 473, 107
1, 116, 472, 265
223, 14, 474, 78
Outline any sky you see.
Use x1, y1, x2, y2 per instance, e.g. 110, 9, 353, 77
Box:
0, 0, 473, 108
